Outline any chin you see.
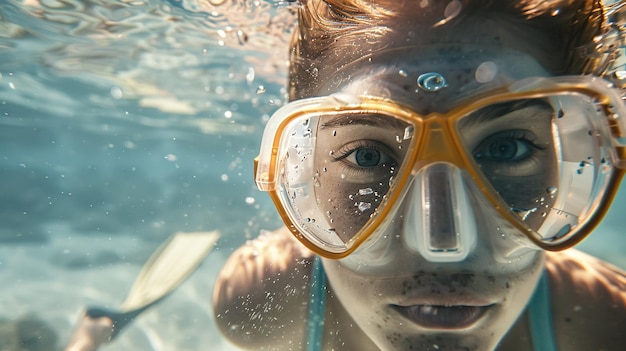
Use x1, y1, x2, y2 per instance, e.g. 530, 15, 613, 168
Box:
322, 252, 545, 351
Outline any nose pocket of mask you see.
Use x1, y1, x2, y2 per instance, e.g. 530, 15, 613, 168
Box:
404, 162, 477, 262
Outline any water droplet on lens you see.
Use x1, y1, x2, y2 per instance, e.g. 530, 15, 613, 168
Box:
357, 202, 371, 212
358, 188, 374, 195
511, 207, 537, 221
404, 126, 414, 139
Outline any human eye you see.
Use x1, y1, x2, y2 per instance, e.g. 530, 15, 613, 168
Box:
473, 130, 544, 165
332, 140, 398, 179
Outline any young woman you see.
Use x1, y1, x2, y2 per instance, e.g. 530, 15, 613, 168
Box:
213, 1, 626, 350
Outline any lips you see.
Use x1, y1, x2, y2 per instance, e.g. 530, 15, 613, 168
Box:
392, 304, 493, 329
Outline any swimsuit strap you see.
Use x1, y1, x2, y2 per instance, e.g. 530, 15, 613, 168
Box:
306, 255, 327, 351
528, 270, 558, 351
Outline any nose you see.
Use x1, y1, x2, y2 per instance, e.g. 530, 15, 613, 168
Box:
403, 162, 477, 262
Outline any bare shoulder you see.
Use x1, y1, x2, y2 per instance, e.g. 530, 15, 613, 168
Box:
545, 249, 626, 350
212, 227, 314, 350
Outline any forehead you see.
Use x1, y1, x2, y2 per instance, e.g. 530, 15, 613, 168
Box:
315, 47, 550, 115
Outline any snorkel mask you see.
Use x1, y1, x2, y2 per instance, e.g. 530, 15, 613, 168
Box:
254, 75, 626, 260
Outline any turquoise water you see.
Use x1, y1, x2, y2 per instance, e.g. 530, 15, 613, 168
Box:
0, 1, 625, 350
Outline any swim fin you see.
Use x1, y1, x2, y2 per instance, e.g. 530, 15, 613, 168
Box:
65, 230, 220, 351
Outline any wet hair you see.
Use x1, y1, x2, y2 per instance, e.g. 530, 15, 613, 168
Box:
288, 0, 611, 99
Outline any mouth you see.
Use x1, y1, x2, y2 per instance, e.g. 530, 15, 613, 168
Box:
391, 304, 493, 329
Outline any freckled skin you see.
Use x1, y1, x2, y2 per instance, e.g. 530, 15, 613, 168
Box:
213, 229, 626, 350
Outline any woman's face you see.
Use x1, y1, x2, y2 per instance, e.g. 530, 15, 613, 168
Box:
310, 27, 556, 350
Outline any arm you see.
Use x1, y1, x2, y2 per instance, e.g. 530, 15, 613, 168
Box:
212, 227, 314, 350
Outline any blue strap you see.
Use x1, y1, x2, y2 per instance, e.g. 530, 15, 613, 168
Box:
528, 270, 558, 351
306, 256, 327, 351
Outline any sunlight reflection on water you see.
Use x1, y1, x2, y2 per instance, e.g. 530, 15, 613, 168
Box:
1, 1, 295, 350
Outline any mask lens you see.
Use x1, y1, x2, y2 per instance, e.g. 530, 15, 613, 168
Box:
456, 94, 614, 246
275, 111, 417, 254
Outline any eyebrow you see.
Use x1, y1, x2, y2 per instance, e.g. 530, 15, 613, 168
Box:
320, 113, 408, 130
470, 99, 554, 122
463, 99, 554, 126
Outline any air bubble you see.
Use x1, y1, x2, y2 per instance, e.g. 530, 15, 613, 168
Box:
111, 86, 123, 99
417, 72, 447, 91
474, 61, 498, 83
546, 186, 558, 195
256, 85, 266, 94
443, 0, 462, 20
398, 70, 408, 77
236, 30, 248, 45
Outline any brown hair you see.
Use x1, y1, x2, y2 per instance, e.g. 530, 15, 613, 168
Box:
288, 0, 610, 99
